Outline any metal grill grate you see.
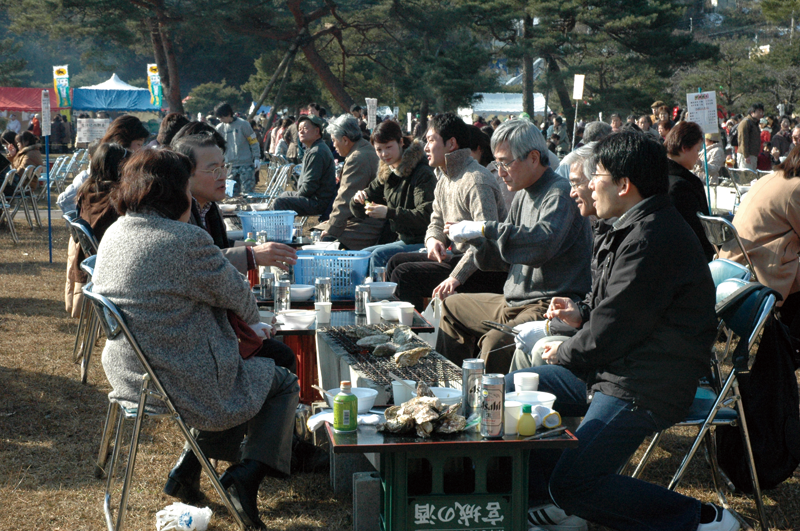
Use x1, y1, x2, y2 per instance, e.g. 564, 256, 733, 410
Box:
318, 324, 462, 389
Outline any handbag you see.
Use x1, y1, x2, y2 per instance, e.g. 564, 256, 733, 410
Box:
227, 310, 262, 359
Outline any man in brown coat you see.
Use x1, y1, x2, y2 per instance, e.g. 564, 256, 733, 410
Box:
316, 114, 384, 249
736, 103, 764, 170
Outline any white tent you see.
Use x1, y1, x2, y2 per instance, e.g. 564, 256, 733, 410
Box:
73, 73, 160, 112
458, 92, 548, 121
82, 73, 148, 91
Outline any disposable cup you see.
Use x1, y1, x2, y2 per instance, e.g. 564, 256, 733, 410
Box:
366, 302, 383, 324
504, 400, 522, 435
391, 380, 416, 405
314, 302, 332, 323
514, 372, 540, 392
399, 305, 414, 326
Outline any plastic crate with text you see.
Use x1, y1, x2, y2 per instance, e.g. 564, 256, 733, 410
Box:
236, 210, 296, 243
293, 250, 370, 300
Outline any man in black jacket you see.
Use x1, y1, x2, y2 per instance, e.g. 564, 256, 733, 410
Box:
510, 133, 736, 531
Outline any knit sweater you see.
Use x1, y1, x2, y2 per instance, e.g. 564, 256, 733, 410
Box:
476, 168, 592, 306
425, 148, 507, 284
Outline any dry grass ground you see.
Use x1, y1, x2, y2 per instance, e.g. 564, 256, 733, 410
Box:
0, 203, 798, 530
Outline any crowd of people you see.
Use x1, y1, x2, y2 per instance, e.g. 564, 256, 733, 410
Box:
36, 93, 800, 531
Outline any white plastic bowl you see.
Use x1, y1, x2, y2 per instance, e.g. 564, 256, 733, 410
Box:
430, 387, 461, 406
325, 387, 379, 413
369, 282, 397, 300
218, 204, 237, 213
251, 203, 270, 211
505, 391, 556, 410
278, 310, 316, 328
381, 301, 414, 320
290, 284, 315, 301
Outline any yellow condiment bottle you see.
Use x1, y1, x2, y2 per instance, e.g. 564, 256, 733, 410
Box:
517, 404, 537, 436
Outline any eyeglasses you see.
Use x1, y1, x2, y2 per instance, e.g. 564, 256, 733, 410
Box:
197, 167, 226, 178
590, 172, 613, 182
568, 177, 588, 190
495, 159, 516, 172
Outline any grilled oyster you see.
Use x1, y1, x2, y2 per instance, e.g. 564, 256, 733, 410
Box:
435, 414, 467, 434
416, 421, 434, 438
400, 396, 442, 424
394, 346, 431, 367
379, 414, 415, 433
355, 325, 379, 339
391, 326, 415, 345
416, 380, 435, 398
357, 334, 390, 348
372, 342, 398, 357
383, 405, 401, 420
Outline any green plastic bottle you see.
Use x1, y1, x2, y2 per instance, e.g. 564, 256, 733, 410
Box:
517, 404, 537, 437
244, 232, 257, 244
333, 381, 358, 433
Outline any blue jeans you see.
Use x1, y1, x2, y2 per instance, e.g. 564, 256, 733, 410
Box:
507, 366, 702, 531
360, 241, 424, 276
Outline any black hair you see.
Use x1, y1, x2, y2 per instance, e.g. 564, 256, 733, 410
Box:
554, 116, 563, 124
664, 121, 703, 157
171, 133, 223, 169
15, 131, 37, 147
78, 143, 128, 199
468, 125, 494, 167
428, 113, 470, 151
319, 108, 328, 119
594, 131, 668, 198
748, 103, 765, 114
100, 115, 150, 147
157, 112, 190, 146
480, 125, 494, 139
214, 102, 234, 118
171, 122, 226, 153
350, 104, 361, 113
112, 149, 192, 220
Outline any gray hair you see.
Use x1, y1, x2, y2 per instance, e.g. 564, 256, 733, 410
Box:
560, 142, 597, 183
583, 121, 613, 143
327, 114, 362, 142
491, 119, 549, 166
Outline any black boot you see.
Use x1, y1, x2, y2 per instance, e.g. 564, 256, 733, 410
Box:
163, 448, 203, 504
219, 460, 271, 530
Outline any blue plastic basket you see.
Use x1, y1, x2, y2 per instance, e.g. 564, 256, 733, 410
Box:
225, 179, 236, 197
293, 250, 371, 300
237, 210, 296, 242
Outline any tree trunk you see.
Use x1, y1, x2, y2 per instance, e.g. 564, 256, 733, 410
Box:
249, 31, 305, 120
522, 15, 534, 117
546, 56, 573, 144
148, 16, 184, 114
418, 99, 429, 138
301, 38, 354, 112
265, 50, 298, 130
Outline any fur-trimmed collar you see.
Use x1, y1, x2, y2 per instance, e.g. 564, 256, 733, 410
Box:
377, 140, 426, 183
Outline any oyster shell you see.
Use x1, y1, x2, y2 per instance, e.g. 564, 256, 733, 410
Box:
372, 342, 398, 357
357, 334, 390, 348
392, 326, 415, 345
435, 414, 467, 434
384, 405, 401, 420
378, 390, 466, 438
379, 414, 415, 433
394, 346, 431, 367
416, 380, 435, 398
355, 326, 379, 339
416, 421, 434, 438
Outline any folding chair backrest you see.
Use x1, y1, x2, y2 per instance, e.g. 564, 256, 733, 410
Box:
697, 213, 758, 282
709, 258, 751, 287
717, 283, 779, 367
21, 165, 36, 187
727, 168, 757, 186
715, 278, 749, 304
62, 210, 78, 238
80, 255, 96, 277
0, 169, 17, 196
70, 218, 99, 256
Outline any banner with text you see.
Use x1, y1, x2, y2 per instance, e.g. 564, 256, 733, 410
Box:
77, 118, 111, 144
686, 91, 719, 134
53, 65, 71, 108
147, 64, 163, 107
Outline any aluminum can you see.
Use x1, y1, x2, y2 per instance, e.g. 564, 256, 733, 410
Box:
480, 374, 505, 439
372, 267, 386, 283
461, 358, 485, 420
275, 280, 291, 313
354, 284, 370, 315
260, 271, 274, 300
315, 277, 332, 303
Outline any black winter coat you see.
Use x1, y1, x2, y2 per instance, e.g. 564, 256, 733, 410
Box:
349, 141, 436, 244
557, 195, 717, 424
667, 159, 715, 262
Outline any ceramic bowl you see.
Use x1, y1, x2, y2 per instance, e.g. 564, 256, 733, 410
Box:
290, 284, 315, 301
504, 391, 556, 410
278, 310, 316, 328
324, 387, 379, 413
218, 204, 237, 214
380, 301, 414, 320
430, 387, 461, 406
368, 282, 397, 300
251, 203, 270, 211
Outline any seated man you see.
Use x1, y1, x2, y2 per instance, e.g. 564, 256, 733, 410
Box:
314, 114, 384, 249
385, 113, 508, 310
172, 133, 298, 373
438, 119, 592, 374
273, 114, 337, 216
508, 132, 731, 531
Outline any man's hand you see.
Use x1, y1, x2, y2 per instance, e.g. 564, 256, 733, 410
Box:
353, 190, 368, 204
426, 239, 446, 262
432, 277, 461, 299
445, 220, 486, 243
251, 242, 297, 271
365, 203, 388, 219
545, 297, 582, 328
541, 341, 564, 365
513, 321, 549, 354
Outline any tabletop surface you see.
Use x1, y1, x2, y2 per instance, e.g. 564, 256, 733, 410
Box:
270, 309, 433, 335
326, 423, 578, 454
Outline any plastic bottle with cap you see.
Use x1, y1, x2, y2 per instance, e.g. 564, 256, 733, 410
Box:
333, 381, 358, 433
517, 404, 537, 437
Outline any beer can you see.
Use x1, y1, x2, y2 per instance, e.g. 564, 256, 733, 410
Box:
480, 374, 505, 439
355, 285, 370, 315
461, 358, 485, 420
260, 271, 274, 300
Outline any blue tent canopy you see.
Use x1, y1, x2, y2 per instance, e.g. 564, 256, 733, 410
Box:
72, 74, 161, 112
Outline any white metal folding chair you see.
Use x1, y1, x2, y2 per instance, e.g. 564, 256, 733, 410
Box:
0, 169, 20, 243
69, 218, 100, 383
8, 165, 41, 229
82, 283, 248, 531
697, 213, 757, 283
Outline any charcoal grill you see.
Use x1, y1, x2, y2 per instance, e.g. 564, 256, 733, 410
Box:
316, 324, 462, 405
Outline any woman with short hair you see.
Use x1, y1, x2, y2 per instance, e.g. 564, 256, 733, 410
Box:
93, 148, 299, 529
99, 115, 151, 152
11, 131, 43, 191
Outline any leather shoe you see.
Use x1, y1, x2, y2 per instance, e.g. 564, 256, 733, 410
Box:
219, 460, 269, 530
163, 448, 203, 504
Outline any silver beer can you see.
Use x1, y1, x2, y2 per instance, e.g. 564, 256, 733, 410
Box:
275, 280, 291, 313
260, 271, 274, 300
315, 277, 332, 303
461, 358, 485, 420
480, 374, 505, 439
354, 284, 370, 315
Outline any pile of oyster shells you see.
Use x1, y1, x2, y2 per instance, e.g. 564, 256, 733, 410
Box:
352, 325, 432, 367
378, 381, 467, 438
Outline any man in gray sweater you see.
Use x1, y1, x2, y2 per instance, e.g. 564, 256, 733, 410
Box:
439, 119, 592, 373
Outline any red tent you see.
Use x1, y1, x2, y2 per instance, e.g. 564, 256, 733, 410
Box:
0, 87, 72, 112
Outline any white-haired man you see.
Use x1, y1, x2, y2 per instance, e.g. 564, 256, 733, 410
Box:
440, 119, 592, 374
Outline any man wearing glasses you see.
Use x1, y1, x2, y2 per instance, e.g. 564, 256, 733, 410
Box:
440, 119, 592, 373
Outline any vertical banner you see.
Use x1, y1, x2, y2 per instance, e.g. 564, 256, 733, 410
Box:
407, 112, 412, 133
572, 74, 585, 100
41, 91, 52, 137
147, 64, 163, 107
53, 65, 70, 108
685, 91, 719, 134
366, 98, 378, 130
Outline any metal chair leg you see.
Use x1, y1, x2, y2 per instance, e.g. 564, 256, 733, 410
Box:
104, 404, 126, 530
703, 429, 730, 508
72, 296, 91, 363
733, 382, 770, 531
96, 402, 120, 478
82, 313, 101, 384
630, 431, 664, 479
112, 377, 150, 531
28, 191, 42, 228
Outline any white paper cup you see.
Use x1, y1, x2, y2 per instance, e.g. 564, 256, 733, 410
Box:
366, 302, 383, 324
399, 305, 414, 326
504, 401, 522, 435
314, 302, 332, 323
391, 380, 416, 404
514, 372, 539, 392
